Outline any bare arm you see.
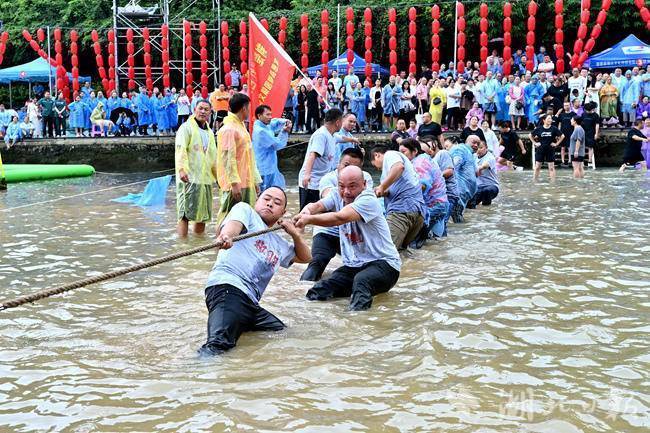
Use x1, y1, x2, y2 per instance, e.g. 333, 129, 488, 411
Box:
294, 205, 362, 228
301, 151, 318, 188
277, 219, 311, 264
441, 167, 454, 178
376, 162, 404, 197
215, 220, 245, 249
518, 138, 527, 154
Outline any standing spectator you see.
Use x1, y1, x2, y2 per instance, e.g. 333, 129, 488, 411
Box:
428, 79, 446, 126
495, 77, 511, 125
555, 101, 577, 165
568, 68, 587, 103
166, 88, 179, 132
153, 92, 171, 135
252, 104, 291, 191
209, 84, 230, 131
569, 116, 586, 179
369, 79, 383, 132
599, 76, 619, 126
537, 55, 555, 75
325, 82, 340, 111
343, 68, 360, 96
382, 75, 402, 132
620, 70, 641, 127
229, 65, 242, 90
296, 85, 307, 133
176, 89, 191, 125
482, 71, 499, 129
445, 79, 462, 130
524, 76, 545, 127
350, 83, 367, 131
415, 77, 429, 113
106, 91, 120, 119
134, 87, 153, 135
0, 104, 12, 135
305, 83, 321, 133
581, 101, 601, 169
53, 92, 68, 137
68, 95, 87, 137
25, 98, 41, 138
547, 77, 568, 112
400, 80, 416, 124
508, 76, 525, 129
38, 91, 56, 138
417, 112, 444, 144
329, 70, 342, 94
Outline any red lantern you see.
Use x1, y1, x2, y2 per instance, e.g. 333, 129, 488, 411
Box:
554, 0, 565, 73
431, 6, 441, 71
142, 27, 152, 91
525, 1, 537, 71
345, 8, 354, 69
221, 21, 231, 79
126, 29, 135, 89
363, 8, 371, 78
260, 19, 269, 31
322, 10, 330, 79
161, 24, 170, 89
388, 8, 397, 76
478, 4, 489, 74
300, 14, 309, 72
578, 24, 588, 40
199, 21, 208, 98
278, 17, 288, 49
37, 28, 45, 42
407, 7, 417, 75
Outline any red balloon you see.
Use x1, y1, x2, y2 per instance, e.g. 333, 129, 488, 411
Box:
365, 64, 372, 77
584, 38, 595, 53
555, 29, 564, 44
596, 10, 607, 26
578, 51, 588, 65
527, 32, 535, 46
390, 65, 397, 75
186, 46, 193, 60
555, 15, 564, 28
239, 35, 246, 48
457, 17, 466, 32
300, 14, 308, 28
389, 51, 397, 65
409, 7, 417, 21
223, 47, 230, 61
431, 5, 440, 20
223, 60, 231, 73
526, 59, 534, 71
221, 21, 229, 35
302, 41, 309, 54
280, 17, 288, 30
578, 24, 588, 40
38, 49, 47, 59
527, 16, 536, 31
480, 3, 489, 18
278, 31, 285, 44
591, 24, 601, 39
528, 1, 538, 16
584, 0, 592, 8
54, 28, 61, 41
346, 7, 354, 21
388, 8, 396, 22
323, 38, 330, 51
99, 68, 106, 80
457, 62, 465, 74
409, 22, 416, 35
239, 21, 247, 35
480, 33, 488, 47
555, 0, 563, 14
580, 10, 590, 24
504, 17, 512, 32
503, 62, 511, 75
480, 46, 488, 60
91, 29, 98, 42
480, 18, 488, 33
55, 53, 63, 65
503, 2, 512, 17
127, 55, 134, 68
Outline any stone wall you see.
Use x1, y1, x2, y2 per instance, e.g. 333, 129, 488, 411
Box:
2, 130, 629, 172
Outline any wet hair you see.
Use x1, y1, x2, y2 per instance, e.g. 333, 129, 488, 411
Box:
324, 108, 343, 123
263, 186, 288, 209
229, 92, 250, 113
340, 146, 364, 162
419, 135, 442, 150
254, 104, 271, 118
399, 138, 423, 155
370, 144, 389, 158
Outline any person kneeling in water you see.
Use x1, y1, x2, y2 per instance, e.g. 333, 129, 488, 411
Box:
294, 166, 401, 311
199, 187, 311, 355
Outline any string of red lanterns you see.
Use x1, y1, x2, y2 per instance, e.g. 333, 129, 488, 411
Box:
322, 10, 330, 79
502, 2, 512, 76
554, 0, 565, 74
479, 3, 489, 75
126, 28, 136, 90
579, 0, 612, 67
199, 21, 209, 98
239, 20, 248, 85
408, 7, 417, 75
346, 7, 354, 71
456, 2, 466, 73
388, 8, 397, 76
107, 29, 116, 93
300, 14, 309, 72
278, 17, 287, 49
525, 1, 537, 71
431, 5, 441, 72
161, 24, 170, 89
635, 0, 650, 30
54, 28, 70, 99
364, 8, 372, 79
142, 28, 153, 91
184, 20, 193, 96
572, 0, 590, 68
221, 21, 231, 87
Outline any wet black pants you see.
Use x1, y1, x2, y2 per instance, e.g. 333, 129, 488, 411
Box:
199, 284, 284, 355
300, 232, 340, 281
306, 260, 400, 311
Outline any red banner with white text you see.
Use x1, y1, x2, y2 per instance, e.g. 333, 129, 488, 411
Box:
248, 13, 296, 130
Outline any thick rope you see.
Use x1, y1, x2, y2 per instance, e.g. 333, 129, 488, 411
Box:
0, 225, 282, 311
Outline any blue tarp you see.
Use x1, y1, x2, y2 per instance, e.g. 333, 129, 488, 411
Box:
584, 35, 650, 69
112, 175, 172, 207
0, 57, 91, 84
307, 51, 390, 77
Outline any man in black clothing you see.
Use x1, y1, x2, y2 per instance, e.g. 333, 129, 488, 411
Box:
547, 77, 569, 112
417, 112, 444, 144
305, 84, 321, 133
498, 121, 526, 169
554, 101, 577, 165
580, 102, 600, 169
530, 114, 564, 181
620, 119, 647, 171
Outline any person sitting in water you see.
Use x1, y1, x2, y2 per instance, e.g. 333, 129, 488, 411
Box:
468, 140, 499, 208
199, 187, 311, 355
294, 166, 401, 311
620, 119, 647, 172
445, 135, 478, 223
498, 121, 526, 170
370, 145, 426, 250
300, 147, 374, 282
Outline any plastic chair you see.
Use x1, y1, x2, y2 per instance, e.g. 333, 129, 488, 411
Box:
90, 124, 103, 137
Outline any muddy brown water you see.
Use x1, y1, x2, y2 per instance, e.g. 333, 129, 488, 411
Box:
0, 170, 649, 432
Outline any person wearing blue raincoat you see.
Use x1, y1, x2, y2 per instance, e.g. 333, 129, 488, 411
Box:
165, 89, 178, 131
448, 136, 478, 223
96, 91, 107, 113
68, 95, 88, 137
120, 92, 133, 109
382, 76, 402, 131
496, 78, 511, 123
134, 87, 153, 135
105, 91, 121, 120
252, 105, 291, 191
153, 93, 170, 135
84, 91, 99, 130
349, 82, 367, 131
524, 76, 545, 126
621, 70, 642, 127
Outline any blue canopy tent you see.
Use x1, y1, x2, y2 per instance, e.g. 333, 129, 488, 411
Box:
0, 58, 91, 107
584, 34, 650, 69
307, 51, 390, 77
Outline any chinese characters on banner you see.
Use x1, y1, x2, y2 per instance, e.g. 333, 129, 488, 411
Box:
248, 13, 296, 132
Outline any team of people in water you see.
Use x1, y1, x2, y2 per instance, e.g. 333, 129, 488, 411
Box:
174, 91, 644, 356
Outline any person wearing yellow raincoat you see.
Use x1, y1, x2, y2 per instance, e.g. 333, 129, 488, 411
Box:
428, 79, 447, 126
216, 93, 261, 225
175, 100, 218, 237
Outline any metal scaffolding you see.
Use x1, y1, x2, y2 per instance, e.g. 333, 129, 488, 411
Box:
112, 0, 221, 92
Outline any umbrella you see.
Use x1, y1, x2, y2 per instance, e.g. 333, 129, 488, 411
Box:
110, 107, 136, 125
